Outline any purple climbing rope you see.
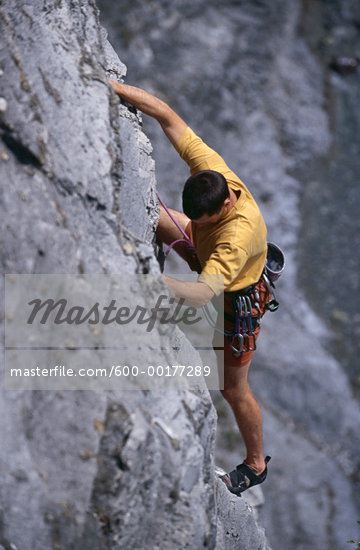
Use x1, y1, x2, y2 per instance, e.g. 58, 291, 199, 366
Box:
157, 194, 197, 256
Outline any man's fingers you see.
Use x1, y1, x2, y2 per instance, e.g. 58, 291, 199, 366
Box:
108, 80, 120, 93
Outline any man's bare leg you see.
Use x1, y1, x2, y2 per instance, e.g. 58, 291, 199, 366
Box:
156, 205, 200, 270
156, 205, 190, 244
221, 360, 266, 474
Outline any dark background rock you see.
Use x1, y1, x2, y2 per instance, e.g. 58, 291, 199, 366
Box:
298, 0, 360, 398
0, 1, 268, 549
96, 0, 360, 548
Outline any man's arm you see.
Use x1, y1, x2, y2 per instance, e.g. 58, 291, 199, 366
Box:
162, 275, 215, 308
109, 81, 187, 147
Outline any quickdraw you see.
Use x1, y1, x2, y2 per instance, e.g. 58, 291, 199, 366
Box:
230, 295, 258, 356
228, 286, 261, 356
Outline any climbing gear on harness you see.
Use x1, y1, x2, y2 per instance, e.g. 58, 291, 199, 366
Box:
262, 242, 285, 312
265, 242, 285, 283
229, 293, 258, 355
224, 243, 284, 355
203, 241, 285, 357
220, 456, 271, 496
263, 272, 279, 312
202, 281, 264, 349
203, 281, 262, 341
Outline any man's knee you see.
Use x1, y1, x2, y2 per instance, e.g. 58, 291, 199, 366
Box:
221, 383, 251, 405
156, 205, 190, 244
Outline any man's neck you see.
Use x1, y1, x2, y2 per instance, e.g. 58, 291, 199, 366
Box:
220, 187, 240, 220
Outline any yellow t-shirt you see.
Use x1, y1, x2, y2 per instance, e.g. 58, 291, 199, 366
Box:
175, 127, 267, 295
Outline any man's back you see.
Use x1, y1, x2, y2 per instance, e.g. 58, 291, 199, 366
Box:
175, 126, 267, 295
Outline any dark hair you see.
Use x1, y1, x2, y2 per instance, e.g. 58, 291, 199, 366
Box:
182, 170, 229, 220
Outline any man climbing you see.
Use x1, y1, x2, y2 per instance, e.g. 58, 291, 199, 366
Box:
109, 80, 271, 495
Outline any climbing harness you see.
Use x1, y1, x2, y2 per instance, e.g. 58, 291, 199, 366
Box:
203, 243, 285, 356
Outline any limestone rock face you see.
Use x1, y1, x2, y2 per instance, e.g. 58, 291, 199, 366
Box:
0, 2, 267, 549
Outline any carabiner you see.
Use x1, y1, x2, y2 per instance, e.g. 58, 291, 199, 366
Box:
266, 298, 279, 312
244, 332, 256, 351
230, 333, 244, 356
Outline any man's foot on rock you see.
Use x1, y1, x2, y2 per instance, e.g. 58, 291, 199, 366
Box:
219, 456, 271, 496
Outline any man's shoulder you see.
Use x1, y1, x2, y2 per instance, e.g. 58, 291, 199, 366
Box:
175, 128, 247, 193
174, 126, 198, 155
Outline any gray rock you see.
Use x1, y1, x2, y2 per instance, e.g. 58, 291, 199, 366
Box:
216, 481, 269, 550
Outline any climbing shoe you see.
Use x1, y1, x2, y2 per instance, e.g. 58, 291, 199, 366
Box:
219, 456, 271, 496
